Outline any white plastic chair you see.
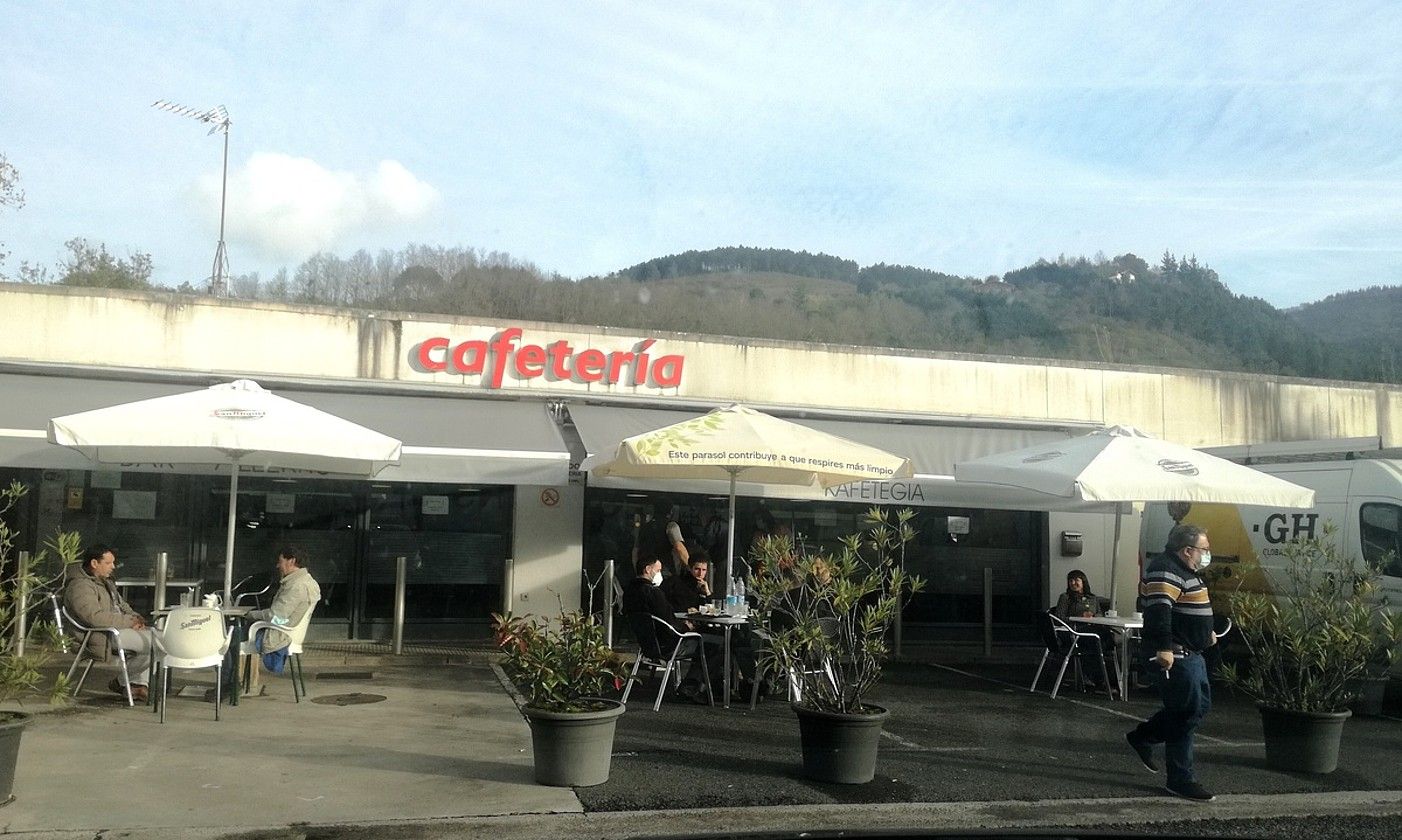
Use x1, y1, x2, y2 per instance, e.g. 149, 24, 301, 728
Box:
240, 605, 315, 702
50, 593, 137, 706
153, 607, 233, 722
620, 614, 714, 711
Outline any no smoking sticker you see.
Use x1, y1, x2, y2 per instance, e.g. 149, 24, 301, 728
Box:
540, 488, 560, 507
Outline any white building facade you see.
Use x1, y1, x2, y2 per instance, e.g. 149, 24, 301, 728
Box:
2, 284, 1397, 640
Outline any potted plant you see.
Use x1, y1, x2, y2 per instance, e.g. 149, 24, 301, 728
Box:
1220, 527, 1402, 774
491, 606, 629, 787
0, 481, 75, 805
749, 507, 924, 784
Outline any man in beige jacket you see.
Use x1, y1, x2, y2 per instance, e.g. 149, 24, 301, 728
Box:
247, 547, 321, 653
63, 544, 154, 703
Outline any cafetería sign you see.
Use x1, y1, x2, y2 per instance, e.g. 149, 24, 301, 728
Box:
412, 328, 685, 390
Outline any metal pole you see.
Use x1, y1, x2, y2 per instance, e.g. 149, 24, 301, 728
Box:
502, 557, 515, 614
14, 551, 29, 656
983, 567, 994, 657
153, 551, 168, 612
392, 555, 407, 655
210, 127, 230, 296
725, 469, 738, 598
603, 559, 615, 648
1109, 503, 1125, 613
223, 469, 239, 606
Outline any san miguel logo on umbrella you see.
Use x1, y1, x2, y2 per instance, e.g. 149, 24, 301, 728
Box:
1157, 458, 1199, 476
212, 408, 266, 420
1022, 450, 1064, 464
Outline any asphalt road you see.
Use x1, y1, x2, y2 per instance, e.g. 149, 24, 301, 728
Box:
578, 659, 1402, 813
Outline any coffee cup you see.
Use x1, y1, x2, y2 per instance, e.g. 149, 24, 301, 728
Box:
1105, 609, 1118, 618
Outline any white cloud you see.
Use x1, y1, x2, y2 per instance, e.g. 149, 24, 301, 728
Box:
200, 153, 439, 261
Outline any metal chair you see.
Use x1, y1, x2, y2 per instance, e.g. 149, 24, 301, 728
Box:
233, 576, 273, 609
620, 613, 714, 711
152, 607, 234, 722
240, 604, 316, 702
1030, 609, 1116, 700
748, 623, 837, 710
49, 593, 136, 706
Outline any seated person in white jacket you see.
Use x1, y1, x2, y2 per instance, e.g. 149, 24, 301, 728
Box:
247, 547, 321, 656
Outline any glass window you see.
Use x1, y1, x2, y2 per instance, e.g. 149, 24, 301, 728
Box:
1360, 502, 1402, 579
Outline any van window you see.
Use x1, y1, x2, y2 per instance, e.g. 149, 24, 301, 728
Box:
1360, 503, 1402, 578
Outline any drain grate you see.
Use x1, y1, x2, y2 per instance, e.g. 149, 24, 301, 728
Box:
316, 671, 374, 680
311, 692, 387, 706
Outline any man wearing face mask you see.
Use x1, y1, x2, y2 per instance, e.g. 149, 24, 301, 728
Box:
1126, 524, 1221, 802
622, 552, 713, 704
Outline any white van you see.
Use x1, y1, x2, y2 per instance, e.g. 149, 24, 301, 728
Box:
1140, 439, 1402, 659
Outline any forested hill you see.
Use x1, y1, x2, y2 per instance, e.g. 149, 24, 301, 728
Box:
605, 247, 1399, 384
1289, 286, 1402, 381
43, 243, 1400, 385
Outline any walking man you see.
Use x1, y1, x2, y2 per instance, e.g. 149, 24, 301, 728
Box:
1126, 523, 1220, 801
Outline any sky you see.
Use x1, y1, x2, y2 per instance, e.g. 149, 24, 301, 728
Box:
2, 1, 1400, 308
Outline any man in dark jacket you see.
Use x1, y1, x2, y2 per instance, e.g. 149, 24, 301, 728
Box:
1126, 524, 1221, 802
662, 550, 712, 613
622, 554, 712, 704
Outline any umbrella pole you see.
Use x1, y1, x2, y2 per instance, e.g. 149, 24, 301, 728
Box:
725, 469, 738, 599
1109, 502, 1124, 612
224, 468, 239, 605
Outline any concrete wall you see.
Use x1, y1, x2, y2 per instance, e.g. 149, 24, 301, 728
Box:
2, 283, 1399, 449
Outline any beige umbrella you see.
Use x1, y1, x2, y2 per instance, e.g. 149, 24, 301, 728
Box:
581, 404, 914, 594
954, 425, 1315, 607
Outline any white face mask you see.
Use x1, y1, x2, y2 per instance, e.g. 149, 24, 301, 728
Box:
650, 571, 663, 586
1196, 551, 1212, 569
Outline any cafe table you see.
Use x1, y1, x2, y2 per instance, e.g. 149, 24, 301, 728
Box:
676, 611, 748, 708
1067, 613, 1143, 701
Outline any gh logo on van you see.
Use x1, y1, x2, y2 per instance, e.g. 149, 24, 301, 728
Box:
1256, 512, 1319, 544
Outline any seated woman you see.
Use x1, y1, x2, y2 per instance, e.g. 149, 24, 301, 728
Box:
1052, 570, 1113, 691
1054, 570, 1109, 619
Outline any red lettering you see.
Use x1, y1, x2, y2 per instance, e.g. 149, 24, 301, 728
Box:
412, 330, 685, 389
451, 340, 488, 374
416, 337, 449, 372
652, 355, 684, 388
632, 339, 656, 385
488, 328, 523, 388
575, 349, 606, 382
548, 341, 573, 378
606, 351, 633, 383
515, 344, 546, 378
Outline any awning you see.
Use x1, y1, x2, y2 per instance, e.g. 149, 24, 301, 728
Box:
568, 404, 1094, 510
0, 373, 569, 485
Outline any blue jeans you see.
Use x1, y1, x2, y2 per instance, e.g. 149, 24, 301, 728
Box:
1132, 651, 1211, 786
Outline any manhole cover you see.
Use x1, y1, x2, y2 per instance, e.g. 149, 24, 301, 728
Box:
316, 671, 374, 680
311, 693, 387, 706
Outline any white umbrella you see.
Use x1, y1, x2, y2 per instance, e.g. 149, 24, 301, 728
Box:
49, 379, 402, 602
581, 404, 914, 594
954, 425, 1315, 607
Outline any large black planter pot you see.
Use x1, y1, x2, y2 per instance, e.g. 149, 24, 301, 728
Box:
0, 712, 30, 806
793, 703, 889, 784
1259, 706, 1351, 774
523, 699, 625, 787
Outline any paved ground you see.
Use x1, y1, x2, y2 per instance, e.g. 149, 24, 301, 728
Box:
1, 644, 1400, 839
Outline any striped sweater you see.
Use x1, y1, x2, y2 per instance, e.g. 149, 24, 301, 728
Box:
1139, 552, 1214, 653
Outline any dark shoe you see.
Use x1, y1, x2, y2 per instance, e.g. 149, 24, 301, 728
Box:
1126, 731, 1158, 773
1166, 780, 1215, 802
